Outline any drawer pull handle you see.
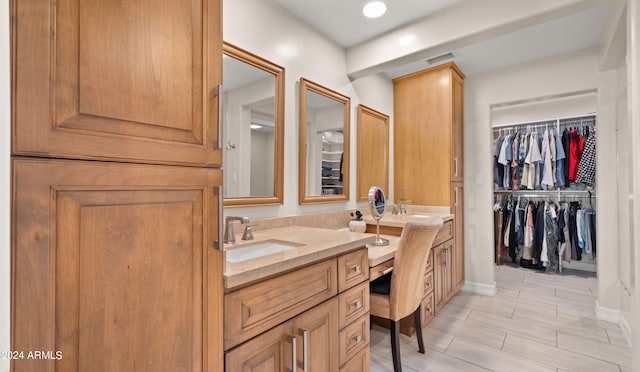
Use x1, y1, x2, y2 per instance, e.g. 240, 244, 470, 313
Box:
287, 335, 297, 372
299, 328, 308, 370
426, 282, 431, 287
382, 267, 393, 275
352, 334, 363, 345
350, 264, 361, 274
350, 299, 362, 310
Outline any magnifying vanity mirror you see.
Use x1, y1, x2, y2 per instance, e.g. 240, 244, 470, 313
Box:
298, 78, 351, 204
368, 186, 389, 246
222, 42, 284, 206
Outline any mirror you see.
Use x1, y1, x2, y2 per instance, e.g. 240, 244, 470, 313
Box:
298, 78, 351, 204
356, 104, 389, 202
368, 186, 389, 246
222, 42, 284, 206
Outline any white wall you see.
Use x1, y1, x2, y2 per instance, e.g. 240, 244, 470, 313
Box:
1, 0, 10, 369
463, 48, 619, 298
627, 0, 640, 364
223, 0, 394, 219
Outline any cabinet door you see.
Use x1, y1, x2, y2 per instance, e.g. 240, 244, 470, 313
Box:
12, 159, 223, 371
293, 298, 340, 372
452, 182, 465, 292
451, 71, 464, 181
433, 242, 453, 314
225, 322, 295, 372
12, 0, 222, 166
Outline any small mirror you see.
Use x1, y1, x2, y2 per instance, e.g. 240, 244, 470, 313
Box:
357, 105, 389, 202
368, 186, 389, 246
298, 78, 351, 204
223, 43, 284, 206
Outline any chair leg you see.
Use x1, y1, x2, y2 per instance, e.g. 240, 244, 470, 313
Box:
413, 304, 425, 354
390, 320, 402, 372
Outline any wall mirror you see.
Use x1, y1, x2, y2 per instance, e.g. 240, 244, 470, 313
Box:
222, 42, 284, 206
356, 104, 389, 202
298, 78, 351, 204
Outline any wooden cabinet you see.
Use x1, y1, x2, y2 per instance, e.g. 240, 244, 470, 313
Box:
393, 61, 465, 293
12, 159, 224, 371
11, 1, 224, 371
452, 182, 465, 291
434, 240, 455, 313
225, 249, 370, 371
293, 299, 340, 372
12, 0, 222, 166
226, 298, 340, 372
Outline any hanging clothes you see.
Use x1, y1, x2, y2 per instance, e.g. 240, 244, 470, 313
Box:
540, 129, 554, 190
568, 129, 580, 182
576, 129, 596, 186
555, 129, 567, 188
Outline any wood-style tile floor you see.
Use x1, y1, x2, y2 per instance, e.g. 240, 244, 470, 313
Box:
370, 265, 632, 371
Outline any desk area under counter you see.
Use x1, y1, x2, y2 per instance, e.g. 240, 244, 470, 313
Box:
363, 208, 458, 336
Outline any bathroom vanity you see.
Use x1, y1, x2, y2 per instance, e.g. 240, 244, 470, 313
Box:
223, 226, 372, 371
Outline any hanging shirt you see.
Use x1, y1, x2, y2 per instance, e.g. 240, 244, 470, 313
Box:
528, 133, 542, 189
540, 129, 554, 190
568, 130, 580, 182
550, 131, 557, 184
576, 130, 596, 186
555, 130, 566, 188
562, 129, 570, 185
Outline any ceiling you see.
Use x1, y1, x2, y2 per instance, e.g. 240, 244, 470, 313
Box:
272, 0, 610, 78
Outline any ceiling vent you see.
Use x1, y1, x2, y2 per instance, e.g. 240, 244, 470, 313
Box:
426, 51, 456, 66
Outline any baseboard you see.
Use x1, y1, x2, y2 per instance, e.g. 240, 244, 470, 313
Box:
595, 301, 632, 348
619, 314, 632, 348
461, 281, 497, 296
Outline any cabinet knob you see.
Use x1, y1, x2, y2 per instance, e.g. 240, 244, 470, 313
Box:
352, 333, 363, 345
350, 298, 362, 310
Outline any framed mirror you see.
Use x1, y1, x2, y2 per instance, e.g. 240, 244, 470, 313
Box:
356, 104, 389, 202
222, 42, 284, 206
298, 78, 351, 204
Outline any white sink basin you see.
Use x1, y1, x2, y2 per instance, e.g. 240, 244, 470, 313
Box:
408, 214, 431, 218
226, 240, 302, 263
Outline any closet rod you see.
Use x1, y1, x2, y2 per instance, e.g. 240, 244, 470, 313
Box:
494, 189, 595, 195
492, 113, 596, 129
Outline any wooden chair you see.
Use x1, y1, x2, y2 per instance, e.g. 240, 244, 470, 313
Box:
369, 219, 444, 372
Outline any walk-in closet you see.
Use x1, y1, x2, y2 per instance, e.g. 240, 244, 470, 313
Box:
492, 114, 597, 274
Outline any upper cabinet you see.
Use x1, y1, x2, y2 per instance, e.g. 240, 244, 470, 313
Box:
298, 78, 351, 204
356, 105, 389, 202
12, 0, 223, 167
393, 62, 465, 205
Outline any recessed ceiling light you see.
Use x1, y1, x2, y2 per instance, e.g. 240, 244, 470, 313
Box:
363, 1, 387, 18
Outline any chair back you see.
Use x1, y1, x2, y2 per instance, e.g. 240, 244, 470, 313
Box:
389, 219, 444, 320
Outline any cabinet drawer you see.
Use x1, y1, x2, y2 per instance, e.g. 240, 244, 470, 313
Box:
338, 282, 370, 328
338, 249, 369, 292
425, 250, 433, 273
340, 346, 370, 372
422, 291, 435, 326
369, 259, 394, 282
423, 271, 434, 297
433, 220, 453, 246
339, 314, 369, 365
225, 259, 337, 349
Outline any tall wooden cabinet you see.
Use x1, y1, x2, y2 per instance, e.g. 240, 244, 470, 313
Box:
11, 0, 224, 371
393, 62, 465, 294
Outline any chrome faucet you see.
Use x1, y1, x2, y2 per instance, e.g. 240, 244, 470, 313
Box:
395, 199, 412, 215
224, 216, 250, 244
